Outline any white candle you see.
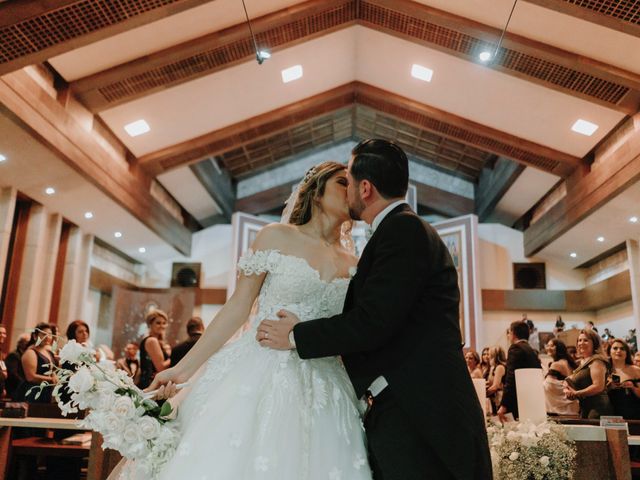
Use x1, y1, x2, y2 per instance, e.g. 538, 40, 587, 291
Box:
472, 378, 487, 417
515, 368, 547, 424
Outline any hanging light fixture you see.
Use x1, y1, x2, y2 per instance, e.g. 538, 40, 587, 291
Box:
478, 0, 519, 63
241, 0, 271, 64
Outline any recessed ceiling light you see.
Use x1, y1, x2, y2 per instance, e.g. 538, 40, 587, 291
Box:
570, 252, 577, 258
84, 212, 94, 219
138, 247, 146, 253
411, 64, 434, 82
597, 236, 605, 242
281, 65, 303, 83
114, 232, 122, 238
479, 51, 492, 62
630, 216, 639, 224
45, 187, 55, 195
124, 119, 150, 137
571, 119, 599, 136
0, 154, 6, 162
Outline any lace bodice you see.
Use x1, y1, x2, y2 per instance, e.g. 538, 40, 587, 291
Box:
237, 249, 353, 326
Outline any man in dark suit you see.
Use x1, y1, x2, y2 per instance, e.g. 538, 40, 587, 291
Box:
498, 320, 542, 421
170, 317, 204, 367
257, 139, 491, 480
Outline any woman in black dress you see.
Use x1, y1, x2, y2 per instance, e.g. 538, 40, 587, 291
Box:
15, 323, 57, 403
608, 339, 640, 420
139, 310, 171, 389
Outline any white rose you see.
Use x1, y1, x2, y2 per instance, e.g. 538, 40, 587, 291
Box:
509, 452, 519, 461
539, 456, 550, 467
138, 416, 161, 440
102, 412, 125, 434
68, 367, 94, 394
123, 422, 142, 445
112, 396, 136, 418
96, 391, 117, 411
59, 340, 88, 364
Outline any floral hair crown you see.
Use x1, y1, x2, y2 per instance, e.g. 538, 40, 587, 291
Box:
302, 166, 318, 185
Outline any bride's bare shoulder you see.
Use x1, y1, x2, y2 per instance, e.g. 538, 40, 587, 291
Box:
251, 223, 300, 251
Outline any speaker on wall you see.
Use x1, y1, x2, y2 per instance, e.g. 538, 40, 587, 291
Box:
513, 263, 546, 289
171, 263, 201, 288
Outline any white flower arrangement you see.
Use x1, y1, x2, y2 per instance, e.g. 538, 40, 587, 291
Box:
487, 420, 576, 480
29, 336, 179, 478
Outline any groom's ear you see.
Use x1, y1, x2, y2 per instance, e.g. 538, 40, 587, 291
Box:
359, 179, 374, 201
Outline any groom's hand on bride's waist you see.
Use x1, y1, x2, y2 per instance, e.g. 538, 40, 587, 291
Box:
256, 310, 299, 350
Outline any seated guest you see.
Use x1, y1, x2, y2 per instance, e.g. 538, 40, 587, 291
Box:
139, 310, 171, 389
464, 349, 484, 379
543, 339, 579, 415
498, 320, 541, 421
564, 330, 614, 419
116, 342, 141, 385
480, 347, 491, 380
171, 317, 204, 367
14, 323, 58, 403
0, 324, 7, 397
486, 346, 506, 414
67, 319, 114, 362
607, 339, 640, 420
5, 333, 30, 399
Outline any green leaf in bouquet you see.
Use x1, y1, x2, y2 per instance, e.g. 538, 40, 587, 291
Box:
160, 401, 173, 418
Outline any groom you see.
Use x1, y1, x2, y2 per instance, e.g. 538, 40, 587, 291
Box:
257, 139, 491, 480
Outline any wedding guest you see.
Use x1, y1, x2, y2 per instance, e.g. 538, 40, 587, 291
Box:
567, 345, 580, 366
635, 351, 640, 368
116, 342, 141, 385
527, 319, 540, 352
564, 330, 613, 419
171, 317, 204, 367
486, 346, 506, 414
5, 333, 30, 399
543, 339, 579, 416
465, 349, 484, 379
139, 310, 171, 389
498, 320, 541, 421
0, 324, 7, 397
15, 323, 58, 403
607, 339, 640, 420
586, 320, 599, 334
602, 328, 613, 342
66, 319, 114, 362
480, 347, 491, 380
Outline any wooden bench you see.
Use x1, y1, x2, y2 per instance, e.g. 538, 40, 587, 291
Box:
0, 417, 121, 480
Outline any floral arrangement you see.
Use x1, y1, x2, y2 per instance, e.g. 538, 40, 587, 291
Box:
29, 337, 179, 477
487, 420, 576, 480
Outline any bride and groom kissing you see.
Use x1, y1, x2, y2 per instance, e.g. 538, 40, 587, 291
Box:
139, 139, 491, 480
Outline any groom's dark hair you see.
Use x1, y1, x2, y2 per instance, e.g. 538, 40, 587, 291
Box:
350, 139, 409, 199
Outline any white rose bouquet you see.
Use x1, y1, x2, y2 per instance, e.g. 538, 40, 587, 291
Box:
487, 420, 576, 480
28, 335, 180, 478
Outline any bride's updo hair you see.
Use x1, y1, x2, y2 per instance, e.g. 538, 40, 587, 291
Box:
288, 161, 346, 226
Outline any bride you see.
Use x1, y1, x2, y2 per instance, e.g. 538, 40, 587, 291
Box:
111, 161, 372, 479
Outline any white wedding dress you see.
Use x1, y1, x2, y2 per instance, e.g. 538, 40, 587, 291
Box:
115, 249, 372, 480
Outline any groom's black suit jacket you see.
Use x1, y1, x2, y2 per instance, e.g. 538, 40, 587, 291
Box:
294, 204, 491, 480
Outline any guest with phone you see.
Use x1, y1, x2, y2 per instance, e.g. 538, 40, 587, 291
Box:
608, 339, 640, 420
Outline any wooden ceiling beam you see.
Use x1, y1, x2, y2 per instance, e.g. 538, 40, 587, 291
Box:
67, 0, 640, 114
520, 0, 640, 38
523, 114, 640, 256
139, 81, 579, 179
0, 0, 214, 75
0, 68, 192, 256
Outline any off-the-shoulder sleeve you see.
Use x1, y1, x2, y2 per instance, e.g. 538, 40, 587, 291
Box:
237, 249, 279, 276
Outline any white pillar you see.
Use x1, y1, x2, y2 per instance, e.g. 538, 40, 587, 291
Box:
56, 227, 93, 334
12, 205, 60, 346
0, 187, 17, 297
626, 239, 640, 337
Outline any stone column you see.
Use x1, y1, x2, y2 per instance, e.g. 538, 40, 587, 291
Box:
626, 239, 640, 336
11, 205, 61, 347
56, 227, 93, 334
0, 187, 16, 297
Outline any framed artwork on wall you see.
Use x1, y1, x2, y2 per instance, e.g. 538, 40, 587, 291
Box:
434, 215, 483, 349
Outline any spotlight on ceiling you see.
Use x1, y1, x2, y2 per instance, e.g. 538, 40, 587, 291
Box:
479, 51, 492, 62
114, 232, 122, 238
45, 187, 55, 195
0, 154, 7, 163
630, 216, 639, 224
84, 212, 94, 219
138, 247, 146, 253
570, 252, 577, 258
597, 236, 604, 243
256, 50, 271, 64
